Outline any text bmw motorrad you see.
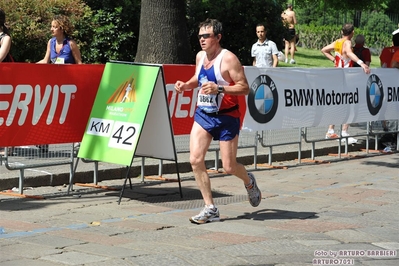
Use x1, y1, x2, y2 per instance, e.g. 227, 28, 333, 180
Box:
284, 88, 358, 106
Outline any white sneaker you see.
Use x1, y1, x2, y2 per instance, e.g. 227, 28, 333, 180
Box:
341, 131, 350, 137
246, 173, 261, 207
346, 137, 358, 144
189, 206, 220, 224
340, 137, 358, 144
290, 59, 296, 64
285, 58, 288, 63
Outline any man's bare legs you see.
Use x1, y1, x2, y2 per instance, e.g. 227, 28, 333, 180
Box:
219, 135, 250, 185
189, 122, 251, 206
285, 37, 296, 64
284, 40, 289, 62
326, 124, 357, 144
189, 120, 261, 225
341, 124, 349, 133
189, 122, 215, 206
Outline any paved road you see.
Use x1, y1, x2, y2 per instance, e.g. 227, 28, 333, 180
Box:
0, 152, 398, 265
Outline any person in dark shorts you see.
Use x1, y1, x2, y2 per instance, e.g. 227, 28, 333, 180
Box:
174, 18, 262, 224
281, 3, 297, 64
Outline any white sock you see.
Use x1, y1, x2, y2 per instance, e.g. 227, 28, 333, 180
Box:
245, 179, 253, 188
207, 204, 216, 210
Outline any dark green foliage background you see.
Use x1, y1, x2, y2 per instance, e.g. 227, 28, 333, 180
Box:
1, 0, 398, 64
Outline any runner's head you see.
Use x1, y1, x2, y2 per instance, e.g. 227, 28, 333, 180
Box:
341, 23, 354, 37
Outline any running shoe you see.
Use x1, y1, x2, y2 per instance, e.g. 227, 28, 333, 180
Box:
341, 137, 358, 144
246, 173, 261, 207
340, 132, 357, 144
341, 131, 350, 137
189, 206, 220, 224
290, 59, 296, 64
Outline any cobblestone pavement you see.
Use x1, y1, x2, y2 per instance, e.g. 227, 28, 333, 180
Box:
0, 151, 398, 265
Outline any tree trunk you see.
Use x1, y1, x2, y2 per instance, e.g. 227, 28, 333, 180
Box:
135, 0, 192, 64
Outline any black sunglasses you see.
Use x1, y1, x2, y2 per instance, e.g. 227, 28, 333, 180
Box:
197, 33, 213, 40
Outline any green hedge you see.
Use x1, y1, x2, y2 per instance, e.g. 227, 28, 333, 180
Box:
297, 24, 392, 55
1, 0, 92, 62
1, 0, 138, 63
1, 0, 394, 63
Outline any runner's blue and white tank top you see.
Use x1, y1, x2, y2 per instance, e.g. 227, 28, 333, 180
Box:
195, 49, 240, 117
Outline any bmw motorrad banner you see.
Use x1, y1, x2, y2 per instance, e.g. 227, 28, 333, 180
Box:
243, 66, 399, 131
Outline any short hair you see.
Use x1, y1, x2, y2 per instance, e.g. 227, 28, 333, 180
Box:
0, 8, 5, 25
355, 34, 365, 45
199, 18, 223, 36
392, 29, 399, 46
341, 23, 354, 36
0, 8, 9, 35
287, 3, 293, 8
256, 23, 267, 30
53, 15, 74, 37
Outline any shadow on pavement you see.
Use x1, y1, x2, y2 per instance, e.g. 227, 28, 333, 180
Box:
224, 209, 319, 222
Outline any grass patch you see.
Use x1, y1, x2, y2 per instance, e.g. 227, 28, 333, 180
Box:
279, 47, 381, 68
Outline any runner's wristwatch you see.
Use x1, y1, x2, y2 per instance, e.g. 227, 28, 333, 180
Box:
218, 85, 224, 93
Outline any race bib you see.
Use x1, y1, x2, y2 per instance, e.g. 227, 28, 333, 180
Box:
197, 92, 217, 107
54, 57, 65, 64
197, 91, 223, 113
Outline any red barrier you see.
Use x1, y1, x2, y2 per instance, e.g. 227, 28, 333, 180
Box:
0, 63, 104, 146
163, 64, 196, 135
0, 63, 247, 146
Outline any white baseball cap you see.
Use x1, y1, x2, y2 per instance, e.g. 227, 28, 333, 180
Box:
392, 29, 399, 35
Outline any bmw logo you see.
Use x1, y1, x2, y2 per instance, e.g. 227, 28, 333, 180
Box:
366, 74, 383, 116
248, 75, 278, 123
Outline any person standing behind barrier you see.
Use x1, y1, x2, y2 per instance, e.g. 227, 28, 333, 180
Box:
379, 29, 399, 68
353, 34, 386, 133
391, 49, 399, 68
174, 18, 261, 224
321, 23, 370, 144
37, 15, 82, 153
0, 9, 12, 63
0, 8, 13, 156
37, 14, 82, 64
352, 34, 371, 67
251, 23, 279, 68
281, 3, 297, 64
378, 29, 399, 132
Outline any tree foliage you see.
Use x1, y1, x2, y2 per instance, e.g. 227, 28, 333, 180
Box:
295, 0, 397, 53
80, 0, 140, 63
295, 0, 389, 11
135, 0, 287, 65
1, 0, 399, 64
1, 0, 91, 62
81, 7, 135, 63
1, 0, 139, 63
361, 11, 396, 34
186, 0, 286, 65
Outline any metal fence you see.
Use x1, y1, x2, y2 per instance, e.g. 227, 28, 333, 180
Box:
0, 143, 76, 195
174, 129, 259, 170
1, 120, 397, 196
